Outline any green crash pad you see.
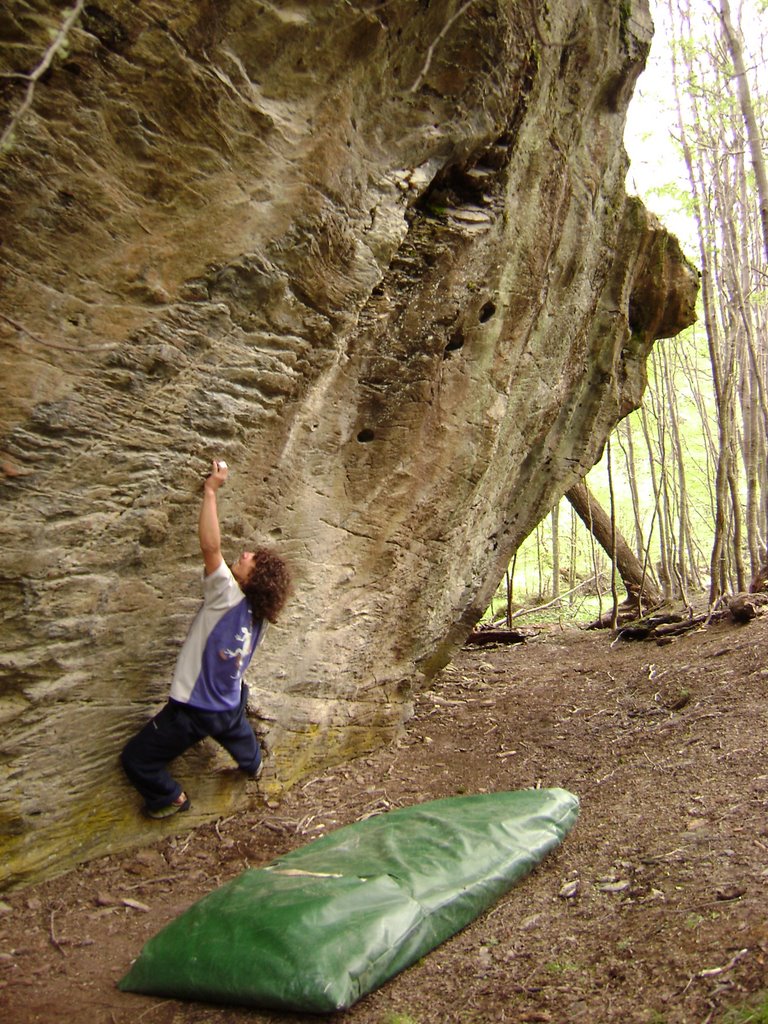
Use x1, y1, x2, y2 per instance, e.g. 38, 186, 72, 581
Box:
119, 788, 579, 1012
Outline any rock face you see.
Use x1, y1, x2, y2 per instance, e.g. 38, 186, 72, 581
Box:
0, 0, 697, 888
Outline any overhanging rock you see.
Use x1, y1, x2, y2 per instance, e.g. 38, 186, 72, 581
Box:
0, 0, 698, 888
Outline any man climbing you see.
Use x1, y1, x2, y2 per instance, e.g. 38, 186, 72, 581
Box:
121, 460, 291, 819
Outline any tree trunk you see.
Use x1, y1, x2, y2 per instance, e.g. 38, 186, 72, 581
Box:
550, 503, 560, 600
640, 401, 671, 598
565, 481, 662, 610
606, 438, 620, 628
617, 418, 645, 562
719, 0, 768, 263
505, 553, 517, 628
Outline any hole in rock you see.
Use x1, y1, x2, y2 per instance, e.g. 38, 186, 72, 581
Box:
444, 328, 465, 357
479, 301, 496, 322
357, 429, 375, 443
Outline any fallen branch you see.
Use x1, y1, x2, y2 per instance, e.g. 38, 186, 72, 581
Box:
466, 628, 530, 645
695, 947, 749, 979
49, 909, 67, 957
651, 710, 725, 733
261, 819, 288, 834
681, 946, 750, 996
610, 595, 768, 643
653, 616, 707, 636
614, 613, 709, 642
122, 897, 151, 913
120, 875, 177, 891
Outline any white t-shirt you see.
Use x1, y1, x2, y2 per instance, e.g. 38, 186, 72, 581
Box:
170, 561, 266, 711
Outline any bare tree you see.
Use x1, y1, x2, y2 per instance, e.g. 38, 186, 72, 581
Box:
664, 0, 765, 600
550, 503, 561, 600
719, 0, 768, 262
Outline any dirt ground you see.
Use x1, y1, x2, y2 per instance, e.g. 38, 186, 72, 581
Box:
2, 615, 767, 1024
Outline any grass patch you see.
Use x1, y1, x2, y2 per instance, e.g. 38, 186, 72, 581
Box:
545, 958, 580, 974
720, 992, 768, 1023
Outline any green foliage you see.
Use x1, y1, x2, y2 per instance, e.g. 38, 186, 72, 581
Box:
483, 309, 728, 626
545, 958, 581, 974
646, 1013, 669, 1024
423, 202, 447, 219
483, 591, 607, 628
618, 0, 632, 48
47, 21, 71, 60
720, 993, 768, 1024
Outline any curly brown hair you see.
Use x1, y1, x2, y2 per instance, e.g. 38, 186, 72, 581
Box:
240, 547, 292, 624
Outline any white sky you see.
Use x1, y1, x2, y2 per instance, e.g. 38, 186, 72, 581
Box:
623, 8, 697, 255
624, 0, 767, 259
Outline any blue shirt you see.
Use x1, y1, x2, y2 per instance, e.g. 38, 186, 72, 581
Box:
170, 561, 266, 711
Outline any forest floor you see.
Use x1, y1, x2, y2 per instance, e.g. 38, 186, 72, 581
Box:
1, 613, 767, 1024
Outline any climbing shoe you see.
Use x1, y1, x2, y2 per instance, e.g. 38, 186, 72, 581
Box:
143, 793, 191, 820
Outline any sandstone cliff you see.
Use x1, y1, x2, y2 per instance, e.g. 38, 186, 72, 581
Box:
0, 0, 697, 888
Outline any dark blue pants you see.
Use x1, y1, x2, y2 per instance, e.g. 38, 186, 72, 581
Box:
121, 686, 261, 811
